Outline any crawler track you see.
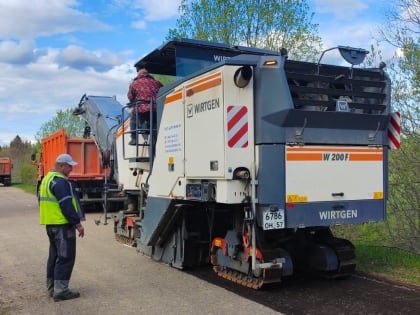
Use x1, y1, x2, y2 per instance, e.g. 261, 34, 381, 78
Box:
210, 247, 283, 289
115, 233, 136, 246
212, 266, 264, 289
317, 237, 356, 278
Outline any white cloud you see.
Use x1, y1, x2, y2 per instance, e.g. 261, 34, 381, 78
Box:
133, 0, 181, 21
312, 0, 368, 19
0, 0, 109, 39
0, 40, 36, 64
0, 41, 124, 71
57, 45, 123, 71
310, 1, 397, 65
131, 20, 147, 30
0, 0, 137, 146
317, 19, 397, 65
0, 53, 132, 146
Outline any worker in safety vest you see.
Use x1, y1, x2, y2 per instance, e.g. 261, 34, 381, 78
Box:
39, 153, 85, 302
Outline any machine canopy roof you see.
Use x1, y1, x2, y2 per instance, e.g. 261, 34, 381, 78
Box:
134, 38, 280, 78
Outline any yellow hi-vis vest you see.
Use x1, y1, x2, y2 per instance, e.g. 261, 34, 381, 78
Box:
39, 171, 78, 225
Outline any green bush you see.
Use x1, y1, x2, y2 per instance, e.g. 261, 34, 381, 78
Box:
20, 162, 38, 186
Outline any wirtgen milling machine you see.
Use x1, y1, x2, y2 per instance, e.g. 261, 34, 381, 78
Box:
75, 39, 394, 289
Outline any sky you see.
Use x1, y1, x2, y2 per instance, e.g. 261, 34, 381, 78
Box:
0, 0, 396, 147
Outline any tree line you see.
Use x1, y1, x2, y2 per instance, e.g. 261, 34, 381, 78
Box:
0, 108, 84, 185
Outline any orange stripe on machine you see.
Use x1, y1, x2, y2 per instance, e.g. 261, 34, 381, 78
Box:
164, 89, 182, 105
286, 147, 383, 162
116, 120, 130, 139
164, 72, 222, 106
286, 153, 322, 161
287, 147, 383, 153
185, 72, 222, 96
186, 72, 221, 89
187, 78, 221, 95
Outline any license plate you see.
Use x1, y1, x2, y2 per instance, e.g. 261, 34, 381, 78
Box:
263, 209, 285, 230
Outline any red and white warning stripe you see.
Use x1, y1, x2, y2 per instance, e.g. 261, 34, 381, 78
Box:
388, 111, 401, 150
227, 105, 248, 148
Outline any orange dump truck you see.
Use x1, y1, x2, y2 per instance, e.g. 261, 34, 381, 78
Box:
38, 129, 124, 210
0, 157, 12, 186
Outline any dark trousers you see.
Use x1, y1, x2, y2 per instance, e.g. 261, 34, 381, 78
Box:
46, 224, 76, 282
130, 111, 157, 139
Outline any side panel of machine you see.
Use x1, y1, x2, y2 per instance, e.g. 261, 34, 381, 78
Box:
184, 70, 225, 178
220, 65, 255, 203
151, 65, 256, 202
136, 85, 188, 247
148, 65, 256, 199
257, 145, 286, 204
147, 87, 185, 197
141, 65, 257, 246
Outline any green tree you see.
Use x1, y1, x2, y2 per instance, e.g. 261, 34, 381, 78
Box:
32, 108, 85, 183
168, 0, 322, 61
378, 0, 419, 134
35, 108, 85, 141
1, 135, 36, 183
378, 0, 420, 253
388, 136, 420, 253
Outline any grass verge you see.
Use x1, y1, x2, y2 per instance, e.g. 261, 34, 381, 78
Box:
12, 183, 37, 195
355, 242, 420, 288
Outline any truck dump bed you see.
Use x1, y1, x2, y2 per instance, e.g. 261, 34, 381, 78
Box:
0, 157, 12, 186
39, 129, 126, 211
39, 129, 105, 181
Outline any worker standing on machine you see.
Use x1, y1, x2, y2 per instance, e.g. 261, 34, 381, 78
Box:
127, 61, 162, 145
38, 153, 85, 302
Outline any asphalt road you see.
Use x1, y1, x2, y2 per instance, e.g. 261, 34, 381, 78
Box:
0, 186, 280, 315
1, 186, 419, 315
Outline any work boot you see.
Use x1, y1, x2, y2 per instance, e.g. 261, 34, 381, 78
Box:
53, 290, 80, 302
47, 278, 54, 297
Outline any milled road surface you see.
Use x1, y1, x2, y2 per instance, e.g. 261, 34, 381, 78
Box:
0, 186, 419, 315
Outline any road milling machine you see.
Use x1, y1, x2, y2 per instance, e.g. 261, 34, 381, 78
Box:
74, 38, 395, 289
